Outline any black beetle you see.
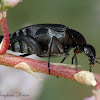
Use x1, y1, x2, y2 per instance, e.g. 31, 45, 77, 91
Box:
0, 24, 99, 74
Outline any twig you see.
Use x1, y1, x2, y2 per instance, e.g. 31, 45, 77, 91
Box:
0, 54, 100, 87
0, 0, 23, 54
0, 17, 10, 54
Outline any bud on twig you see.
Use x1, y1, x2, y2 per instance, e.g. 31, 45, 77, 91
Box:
0, 0, 22, 10
74, 71, 97, 86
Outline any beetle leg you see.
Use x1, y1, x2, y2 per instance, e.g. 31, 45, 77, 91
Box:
48, 36, 65, 74
72, 53, 77, 66
61, 54, 69, 63
72, 53, 75, 64
61, 56, 66, 63
61, 35, 70, 63
89, 63, 92, 72
23, 35, 42, 55
48, 39, 53, 74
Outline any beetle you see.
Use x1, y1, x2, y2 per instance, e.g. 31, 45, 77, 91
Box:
0, 24, 99, 74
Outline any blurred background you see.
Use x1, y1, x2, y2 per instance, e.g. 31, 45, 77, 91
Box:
0, 0, 100, 100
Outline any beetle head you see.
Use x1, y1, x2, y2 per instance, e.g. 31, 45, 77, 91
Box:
84, 44, 96, 66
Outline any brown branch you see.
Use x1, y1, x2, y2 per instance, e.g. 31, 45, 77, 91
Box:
0, 54, 79, 79
0, 54, 100, 87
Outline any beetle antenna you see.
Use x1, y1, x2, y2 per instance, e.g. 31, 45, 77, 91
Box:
95, 60, 100, 64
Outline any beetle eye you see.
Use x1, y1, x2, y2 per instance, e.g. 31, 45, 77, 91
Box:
84, 46, 94, 57
84, 51, 91, 56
